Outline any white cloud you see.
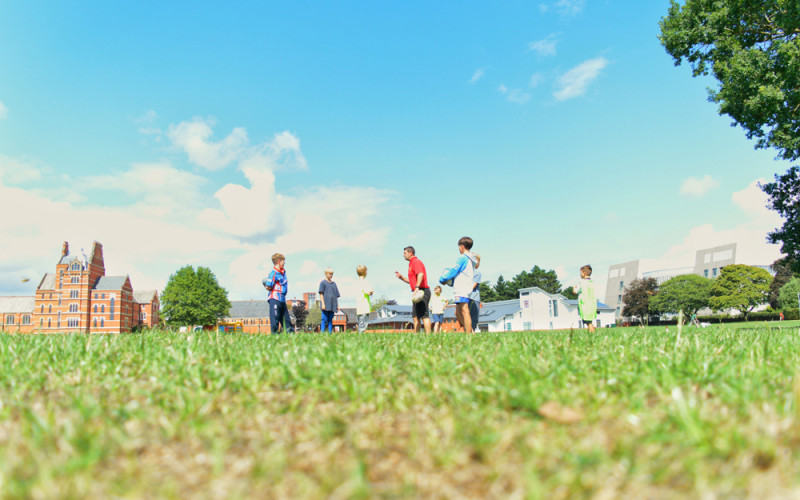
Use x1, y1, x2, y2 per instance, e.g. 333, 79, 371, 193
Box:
529, 37, 558, 57
679, 174, 720, 197
469, 68, 486, 84
0, 119, 395, 301
553, 57, 608, 101
167, 117, 248, 170
0, 101, 7, 119
554, 0, 585, 15
529, 73, 544, 88
0, 154, 45, 184
498, 85, 531, 104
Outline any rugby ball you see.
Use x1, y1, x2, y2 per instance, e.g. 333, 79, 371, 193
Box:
440, 267, 455, 287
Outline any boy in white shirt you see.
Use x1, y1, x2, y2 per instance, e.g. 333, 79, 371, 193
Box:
429, 285, 448, 333
355, 265, 374, 333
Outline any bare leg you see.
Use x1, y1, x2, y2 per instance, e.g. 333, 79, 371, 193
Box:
423, 317, 431, 333
588, 322, 596, 334
462, 304, 472, 334
413, 318, 420, 333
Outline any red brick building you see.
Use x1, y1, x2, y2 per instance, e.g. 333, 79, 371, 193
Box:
0, 241, 159, 333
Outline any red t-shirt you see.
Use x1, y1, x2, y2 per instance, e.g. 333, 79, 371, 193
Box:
407, 256, 429, 290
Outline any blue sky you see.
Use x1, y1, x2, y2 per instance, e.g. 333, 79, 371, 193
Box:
0, 1, 786, 305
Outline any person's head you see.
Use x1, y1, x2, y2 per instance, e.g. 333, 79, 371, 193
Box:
458, 236, 473, 254
403, 246, 415, 261
356, 265, 367, 277
324, 267, 334, 281
580, 264, 592, 279
272, 253, 285, 269
474, 253, 481, 269
434, 285, 442, 295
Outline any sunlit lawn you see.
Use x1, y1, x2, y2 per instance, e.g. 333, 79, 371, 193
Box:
1, 324, 800, 499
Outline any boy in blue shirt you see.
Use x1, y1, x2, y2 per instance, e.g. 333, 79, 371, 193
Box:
439, 236, 479, 333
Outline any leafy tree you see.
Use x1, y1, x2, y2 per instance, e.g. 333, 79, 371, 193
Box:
649, 274, 712, 317
292, 300, 308, 330
779, 277, 800, 310
161, 266, 231, 327
306, 308, 321, 331
762, 168, 800, 273
660, 1, 800, 162
709, 265, 773, 320
768, 257, 798, 307
660, 2, 800, 265
510, 266, 562, 294
479, 282, 498, 303
560, 287, 578, 300
493, 275, 516, 301
622, 278, 658, 325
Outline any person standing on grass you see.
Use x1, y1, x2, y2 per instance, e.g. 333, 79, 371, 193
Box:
319, 267, 340, 333
469, 254, 482, 333
262, 253, 292, 334
439, 236, 478, 333
572, 264, 597, 333
395, 246, 432, 333
429, 285, 448, 333
355, 265, 374, 333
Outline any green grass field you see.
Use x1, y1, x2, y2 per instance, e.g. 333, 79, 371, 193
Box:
2, 324, 800, 499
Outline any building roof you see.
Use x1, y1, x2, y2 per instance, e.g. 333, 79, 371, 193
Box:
94, 276, 129, 291
37, 273, 56, 290
340, 307, 358, 323
133, 290, 158, 304
227, 300, 270, 318
473, 300, 521, 323
564, 299, 615, 311
0, 296, 35, 314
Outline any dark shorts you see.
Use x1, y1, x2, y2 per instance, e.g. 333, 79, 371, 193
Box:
582, 320, 593, 326
413, 288, 431, 320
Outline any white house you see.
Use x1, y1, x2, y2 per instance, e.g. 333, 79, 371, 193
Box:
514, 287, 616, 331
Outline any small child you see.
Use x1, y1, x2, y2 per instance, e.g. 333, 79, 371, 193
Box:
262, 253, 292, 334
429, 285, 448, 333
439, 236, 478, 333
572, 264, 597, 333
319, 267, 340, 333
355, 265, 374, 333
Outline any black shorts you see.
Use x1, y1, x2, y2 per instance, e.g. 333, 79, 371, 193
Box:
413, 288, 431, 320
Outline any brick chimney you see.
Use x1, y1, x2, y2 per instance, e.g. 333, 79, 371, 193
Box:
61, 241, 69, 258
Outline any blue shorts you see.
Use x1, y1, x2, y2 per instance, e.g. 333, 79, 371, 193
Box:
454, 296, 470, 304
431, 313, 444, 323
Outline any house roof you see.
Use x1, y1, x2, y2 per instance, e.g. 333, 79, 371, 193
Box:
340, 307, 358, 323
133, 290, 158, 304
564, 299, 615, 311
473, 300, 522, 323
94, 276, 129, 291
37, 273, 56, 290
0, 296, 35, 314
228, 300, 269, 318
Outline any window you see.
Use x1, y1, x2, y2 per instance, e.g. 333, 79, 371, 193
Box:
70, 290, 78, 299
48, 319, 51, 328
101, 305, 105, 313
523, 322, 531, 330
40, 319, 43, 327
616, 307, 621, 315
620, 268, 626, 277
68, 318, 79, 328
5, 315, 14, 325
110, 298, 115, 320
609, 269, 619, 278
71, 263, 81, 271
704, 253, 711, 264
94, 305, 97, 313
69, 304, 79, 313
619, 281, 624, 291
93, 318, 97, 328
704, 269, 709, 278
48, 305, 52, 313
712, 268, 718, 278
714, 249, 733, 262
142, 311, 148, 322
505, 322, 512, 331
71, 277, 79, 284
58, 296, 62, 306
549, 299, 558, 317
101, 318, 104, 327
618, 295, 622, 303
40, 305, 44, 314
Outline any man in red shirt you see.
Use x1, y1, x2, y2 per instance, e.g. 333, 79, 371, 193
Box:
395, 246, 432, 333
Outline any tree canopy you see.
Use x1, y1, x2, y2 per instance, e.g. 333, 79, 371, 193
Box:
779, 277, 800, 310
660, 1, 800, 162
479, 265, 574, 302
649, 274, 713, 316
622, 278, 658, 323
762, 167, 800, 272
709, 264, 773, 319
768, 257, 798, 307
161, 266, 231, 327
292, 301, 308, 330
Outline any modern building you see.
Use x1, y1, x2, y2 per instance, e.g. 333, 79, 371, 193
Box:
0, 241, 159, 333
605, 242, 749, 318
